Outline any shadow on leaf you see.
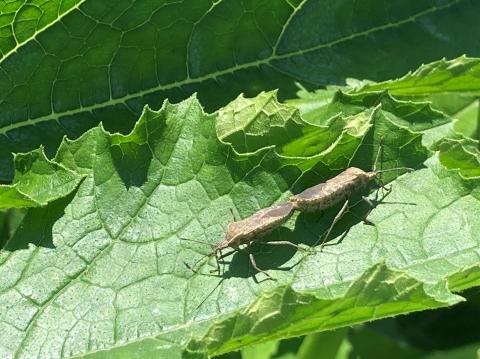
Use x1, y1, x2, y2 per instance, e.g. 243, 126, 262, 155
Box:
110, 142, 152, 188
3, 193, 74, 251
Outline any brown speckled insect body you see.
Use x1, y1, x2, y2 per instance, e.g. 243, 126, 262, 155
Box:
290, 167, 376, 212
185, 202, 297, 279
218, 202, 295, 250
184, 202, 298, 309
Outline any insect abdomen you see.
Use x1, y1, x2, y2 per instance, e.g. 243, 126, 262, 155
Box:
226, 202, 294, 247
290, 185, 347, 212
290, 168, 374, 212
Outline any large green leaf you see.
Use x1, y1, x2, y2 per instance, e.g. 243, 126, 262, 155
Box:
0, 208, 26, 249
1, 94, 479, 358
352, 56, 480, 97
0, 148, 84, 209
453, 99, 479, 140
1, 0, 480, 182
351, 56, 480, 140
286, 57, 480, 174
433, 136, 480, 179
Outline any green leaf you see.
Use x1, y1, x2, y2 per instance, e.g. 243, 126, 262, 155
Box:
0, 147, 84, 209
1, 0, 480, 182
217, 91, 375, 166
350, 56, 480, 142
433, 136, 480, 179
453, 99, 479, 140
424, 344, 480, 359
291, 57, 480, 147
290, 89, 451, 132
217, 91, 307, 154
352, 56, 480, 97
346, 327, 424, 359
285, 84, 339, 121
1, 93, 480, 358
241, 340, 279, 359
296, 329, 349, 359
287, 59, 480, 151
286, 89, 452, 156
417, 94, 479, 148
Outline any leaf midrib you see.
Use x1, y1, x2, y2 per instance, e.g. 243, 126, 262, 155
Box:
0, 0, 461, 136
0, 0, 87, 62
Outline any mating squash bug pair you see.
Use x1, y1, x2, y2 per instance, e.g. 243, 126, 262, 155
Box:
183, 141, 412, 279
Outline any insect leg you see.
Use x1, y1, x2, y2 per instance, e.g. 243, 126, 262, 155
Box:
264, 240, 300, 249
263, 240, 315, 253
248, 253, 275, 281
216, 249, 222, 275
217, 249, 237, 260
209, 248, 238, 273
316, 191, 388, 251
360, 183, 392, 223
229, 208, 237, 221
184, 254, 210, 274
320, 199, 350, 250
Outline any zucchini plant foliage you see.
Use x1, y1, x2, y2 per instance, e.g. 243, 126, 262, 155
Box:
1, 85, 480, 358
0, 1, 480, 358
1, 0, 480, 182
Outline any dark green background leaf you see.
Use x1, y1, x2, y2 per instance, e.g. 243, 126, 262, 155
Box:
1, 0, 480, 182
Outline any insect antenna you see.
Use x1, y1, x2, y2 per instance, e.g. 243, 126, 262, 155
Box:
193, 276, 227, 312
180, 237, 215, 248
180, 237, 217, 273
375, 167, 414, 174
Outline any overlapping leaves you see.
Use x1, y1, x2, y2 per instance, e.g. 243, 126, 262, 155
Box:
1, 0, 480, 182
1, 90, 479, 358
288, 56, 480, 178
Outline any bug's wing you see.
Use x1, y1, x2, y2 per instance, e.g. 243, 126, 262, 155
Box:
254, 202, 295, 226
225, 202, 295, 247
292, 183, 327, 200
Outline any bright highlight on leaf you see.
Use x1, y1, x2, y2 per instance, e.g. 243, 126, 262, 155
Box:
0, 88, 479, 358
1, 1, 480, 357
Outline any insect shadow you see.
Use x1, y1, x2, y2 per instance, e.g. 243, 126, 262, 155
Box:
297, 188, 417, 249
187, 190, 416, 312
191, 187, 416, 282
2, 193, 77, 251
222, 225, 311, 280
